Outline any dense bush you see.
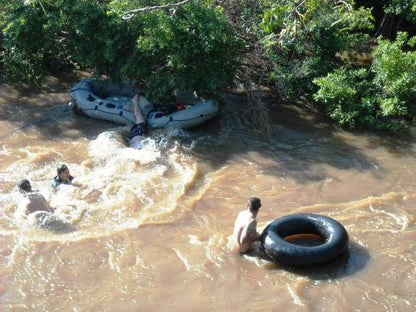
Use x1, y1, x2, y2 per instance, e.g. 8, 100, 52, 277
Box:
384, 0, 416, 22
0, 0, 244, 101
0, 1, 66, 82
372, 32, 416, 115
2, 0, 416, 131
313, 32, 416, 130
313, 68, 375, 129
114, 1, 244, 100
259, 0, 373, 98
259, 0, 416, 130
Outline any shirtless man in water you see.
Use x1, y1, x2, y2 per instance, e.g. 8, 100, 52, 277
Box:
233, 196, 262, 253
17, 179, 54, 215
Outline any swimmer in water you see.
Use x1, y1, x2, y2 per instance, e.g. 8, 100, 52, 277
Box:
52, 164, 74, 189
17, 179, 73, 231
17, 179, 54, 215
128, 94, 149, 149
233, 196, 262, 253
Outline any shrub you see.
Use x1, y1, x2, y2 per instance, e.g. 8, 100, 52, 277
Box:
260, 0, 373, 99
313, 67, 376, 129
313, 32, 416, 131
372, 32, 416, 116
0, 0, 244, 102
116, 1, 244, 101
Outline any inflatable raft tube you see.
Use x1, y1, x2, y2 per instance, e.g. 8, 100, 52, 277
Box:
69, 78, 219, 129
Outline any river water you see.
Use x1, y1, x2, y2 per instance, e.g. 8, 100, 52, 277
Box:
1, 76, 415, 311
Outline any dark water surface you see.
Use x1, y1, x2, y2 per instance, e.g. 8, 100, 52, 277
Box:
1, 76, 415, 311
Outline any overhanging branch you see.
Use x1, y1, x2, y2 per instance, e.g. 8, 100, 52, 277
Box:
122, 0, 194, 20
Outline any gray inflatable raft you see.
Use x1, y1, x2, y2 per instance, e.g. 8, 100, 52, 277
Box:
69, 78, 219, 129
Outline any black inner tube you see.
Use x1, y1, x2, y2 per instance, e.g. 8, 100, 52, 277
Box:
261, 213, 349, 267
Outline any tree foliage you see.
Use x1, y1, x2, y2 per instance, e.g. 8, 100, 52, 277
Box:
1, 0, 416, 131
384, 0, 416, 22
258, 0, 416, 130
0, 0, 244, 102
313, 32, 416, 130
116, 1, 244, 100
259, 0, 373, 97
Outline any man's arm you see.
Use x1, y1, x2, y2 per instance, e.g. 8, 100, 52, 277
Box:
240, 219, 260, 244
17, 198, 31, 215
249, 219, 261, 241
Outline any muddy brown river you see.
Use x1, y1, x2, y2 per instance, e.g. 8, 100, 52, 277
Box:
1, 76, 415, 311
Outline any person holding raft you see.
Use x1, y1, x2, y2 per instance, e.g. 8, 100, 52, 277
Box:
233, 196, 262, 253
127, 94, 150, 149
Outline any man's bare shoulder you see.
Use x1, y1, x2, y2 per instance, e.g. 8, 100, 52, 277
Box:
246, 219, 257, 231
238, 210, 252, 219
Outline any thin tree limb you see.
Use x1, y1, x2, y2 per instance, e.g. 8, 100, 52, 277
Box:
122, 0, 193, 20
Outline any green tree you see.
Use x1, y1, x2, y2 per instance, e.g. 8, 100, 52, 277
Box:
259, 0, 373, 99
313, 32, 416, 130
113, 0, 244, 100
1, 0, 68, 82
372, 32, 416, 117
0, 0, 244, 102
358, 0, 416, 39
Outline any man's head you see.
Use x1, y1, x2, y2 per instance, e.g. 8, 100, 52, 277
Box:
57, 164, 70, 181
57, 164, 69, 175
17, 179, 32, 193
247, 196, 261, 214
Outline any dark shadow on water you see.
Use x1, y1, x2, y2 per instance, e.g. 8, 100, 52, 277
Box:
364, 128, 416, 158
180, 111, 376, 184
181, 98, 416, 184
0, 74, 116, 141
243, 242, 274, 261
251, 241, 370, 280
32, 211, 77, 234
46, 224, 76, 234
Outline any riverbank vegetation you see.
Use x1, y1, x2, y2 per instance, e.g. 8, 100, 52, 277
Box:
1, 0, 416, 131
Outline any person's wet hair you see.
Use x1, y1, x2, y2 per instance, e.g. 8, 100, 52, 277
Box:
57, 164, 68, 175
17, 179, 32, 192
248, 196, 261, 212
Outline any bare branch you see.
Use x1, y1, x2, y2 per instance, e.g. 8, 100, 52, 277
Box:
122, 0, 194, 20
336, 0, 353, 11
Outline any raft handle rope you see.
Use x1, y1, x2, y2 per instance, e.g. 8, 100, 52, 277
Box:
74, 106, 135, 124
